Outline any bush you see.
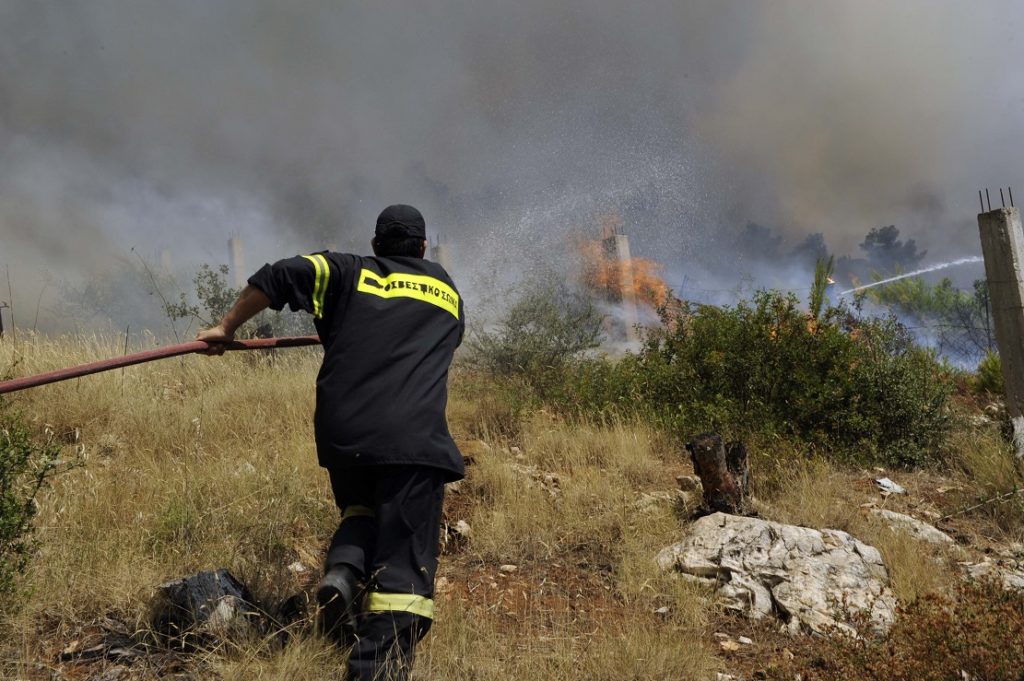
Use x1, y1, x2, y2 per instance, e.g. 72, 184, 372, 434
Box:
0, 407, 59, 595
565, 290, 954, 466
167, 264, 313, 337
466, 280, 603, 397
973, 350, 1004, 396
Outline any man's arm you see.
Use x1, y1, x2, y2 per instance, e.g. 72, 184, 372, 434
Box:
196, 285, 272, 354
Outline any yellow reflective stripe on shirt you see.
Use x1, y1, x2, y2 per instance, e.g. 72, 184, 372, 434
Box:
364, 592, 434, 619
356, 268, 459, 319
300, 255, 324, 318
300, 254, 330, 319
341, 505, 374, 521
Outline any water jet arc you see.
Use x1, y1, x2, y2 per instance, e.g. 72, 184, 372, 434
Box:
838, 257, 983, 296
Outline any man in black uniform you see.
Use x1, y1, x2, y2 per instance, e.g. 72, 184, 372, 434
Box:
197, 205, 464, 680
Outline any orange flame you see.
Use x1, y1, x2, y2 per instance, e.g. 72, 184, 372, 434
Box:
578, 213, 671, 310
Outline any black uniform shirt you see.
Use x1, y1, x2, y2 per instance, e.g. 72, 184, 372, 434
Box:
249, 252, 465, 481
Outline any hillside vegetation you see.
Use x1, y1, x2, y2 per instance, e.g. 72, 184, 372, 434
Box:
1, 302, 1023, 679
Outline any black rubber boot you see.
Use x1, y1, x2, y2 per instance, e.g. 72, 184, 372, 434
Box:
316, 564, 361, 644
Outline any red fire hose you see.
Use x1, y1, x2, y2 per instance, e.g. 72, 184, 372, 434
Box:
0, 336, 322, 395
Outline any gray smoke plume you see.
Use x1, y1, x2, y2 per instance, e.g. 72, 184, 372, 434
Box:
1, 0, 1022, 332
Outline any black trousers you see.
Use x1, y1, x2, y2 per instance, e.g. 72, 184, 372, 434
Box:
326, 465, 446, 681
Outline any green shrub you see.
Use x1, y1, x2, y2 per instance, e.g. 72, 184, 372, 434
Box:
466, 280, 603, 398
0, 407, 60, 595
166, 263, 313, 337
564, 290, 954, 466
973, 350, 1004, 396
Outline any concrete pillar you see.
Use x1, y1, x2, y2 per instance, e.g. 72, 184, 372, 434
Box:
602, 230, 638, 340
228, 235, 247, 289
977, 207, 1024, 459
430, 239, 453, 273
159, 249, 173, 276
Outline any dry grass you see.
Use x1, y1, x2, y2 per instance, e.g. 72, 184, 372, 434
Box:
406, 404, 721, 679
4, 335, 1016, 679
207, 634, 348, 681
944, 426, 1024, 541
749, 440, 960, 606
0, 335, 720, 679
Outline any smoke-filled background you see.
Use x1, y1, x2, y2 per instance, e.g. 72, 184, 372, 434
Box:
1, 0, 1022, 334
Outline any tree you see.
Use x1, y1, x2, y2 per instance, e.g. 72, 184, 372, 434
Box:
809, 255, 835, 321
166, 264, 313, 338
467, 280, 604, 391
53, 254, 182, 338
736, 222, 784, 263
791, 233, 829, 269
867, 276, 993, 364
859, 225, 926, 274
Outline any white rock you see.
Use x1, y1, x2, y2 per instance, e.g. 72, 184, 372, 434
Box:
869, 509, 954, 545
234, 462, 257, 477
963, 559, 1024, 591
996, 542, 1024, 559
737, 636, 753, 645
287, 561, 307, 574
498, 564, 518, 573
676, 475, 703, 493
656, 513, 897, 636
1007, 572, 1024, 589
635, 490, 690, 511
875, 477, 906, 495
453, 520, 472, 538
510, 462, 561, 497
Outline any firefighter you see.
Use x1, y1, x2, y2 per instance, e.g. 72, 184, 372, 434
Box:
197, 204, 464, 680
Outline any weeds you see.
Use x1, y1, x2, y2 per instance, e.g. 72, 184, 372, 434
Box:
972, 350, 1004, 396
944, 427, 1024, 539
746, 437, 957, 605
0, 331, 1018, 679
771, 579, 1024, 681
0, 405, 60, 597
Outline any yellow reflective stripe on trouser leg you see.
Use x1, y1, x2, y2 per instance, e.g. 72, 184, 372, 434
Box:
364, 592, 434, 619
300, 254, 329, 318
341, 504, 375, 521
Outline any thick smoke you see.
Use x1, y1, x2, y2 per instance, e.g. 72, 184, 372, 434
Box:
1, 0, 1022, 332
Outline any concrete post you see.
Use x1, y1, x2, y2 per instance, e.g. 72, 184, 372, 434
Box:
159, 249, 173, 276
430, 238, 453, 273
228, 236, 247, 289
977, 207, 1024, 459
602, 231, 638, 340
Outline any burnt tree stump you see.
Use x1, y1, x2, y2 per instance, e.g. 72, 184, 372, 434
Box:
687, 433, 750, 514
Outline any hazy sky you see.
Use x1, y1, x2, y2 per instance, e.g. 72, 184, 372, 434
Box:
2, 1, 1023, 328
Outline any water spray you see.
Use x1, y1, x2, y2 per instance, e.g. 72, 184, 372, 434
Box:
838, 257, 983, 296
0, 336, 321, 395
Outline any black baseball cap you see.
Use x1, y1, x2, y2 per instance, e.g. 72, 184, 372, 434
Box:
375, 204, 426, 240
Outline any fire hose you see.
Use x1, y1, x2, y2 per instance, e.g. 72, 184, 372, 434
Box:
0, 336, 322, 395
